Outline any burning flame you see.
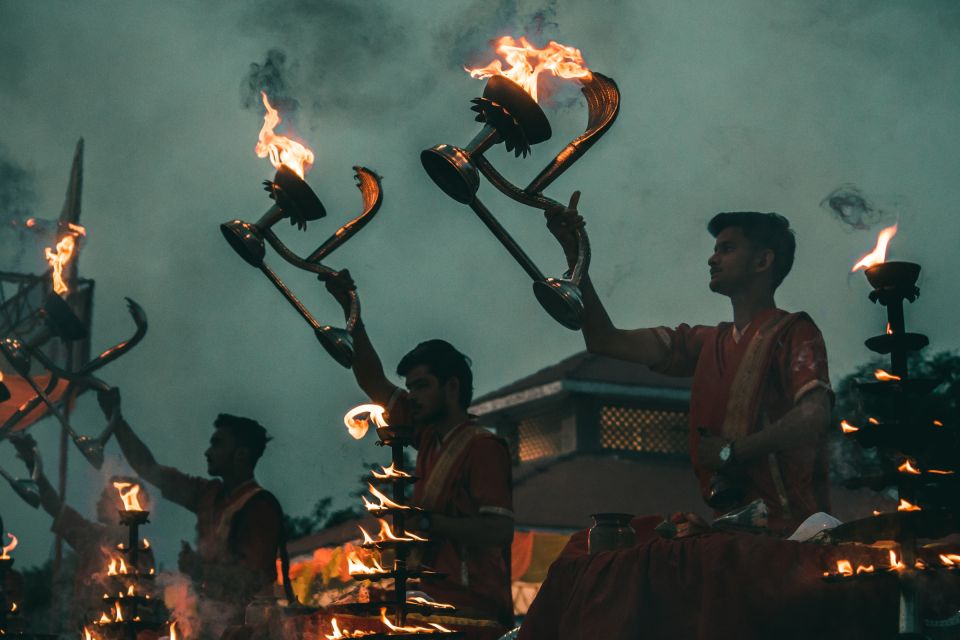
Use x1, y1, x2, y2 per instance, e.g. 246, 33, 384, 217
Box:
886, 323, 893, 335
324, 618, 370, 639
44, 223, 86, 296
255, 92, 314, 180
868, 417, 880, 425
363, 483, 410, 512
84, 627, 95, 640
127, 585, 135, 597
874, 369, 901, 382
466, 36, 592, 103
898, 459, 922, 475
1, 533, 17, 558
852, 224, 898, 272
898, 498, 922, 512
114, 602, 123, 622
407, 596, 456, 610
371, 463, 412, 480
836, 560, 853, 576
143, 538, 150, 549
379, 607, 452, 634
840, 420, 859, 434
346, 551, 386, 576
940, 554, 960, 566
98, 613, 110, 624
343, 404, 388, 440
10, 602, 17, 612
933, 420, 944, 427
169, 621, 177, 640
889, 550, 906, 571
113, 481, 143, 511
928, 469, 955, 475
359, 519, 427, 545
107, 557, 129, 576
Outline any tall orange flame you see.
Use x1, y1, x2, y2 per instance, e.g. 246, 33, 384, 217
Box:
343, 404, 388, 440
113, 482, 144, 511
889, 549, 906, 571
852, 224, 898, 272
466, 36, 592, 103
255, 92, 314, 180
44, 223, 86, 296
1, 533, 17, 558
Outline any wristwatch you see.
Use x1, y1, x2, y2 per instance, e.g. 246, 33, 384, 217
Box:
719, 442, 735, 467
418, 512, 432, 533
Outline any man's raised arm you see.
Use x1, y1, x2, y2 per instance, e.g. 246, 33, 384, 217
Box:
544, 191, 669, 366
325, 270, 399, 406
102, 388, 203, 511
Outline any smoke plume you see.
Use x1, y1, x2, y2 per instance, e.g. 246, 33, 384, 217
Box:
820, 184, 889, 231
242, 48, 300, 115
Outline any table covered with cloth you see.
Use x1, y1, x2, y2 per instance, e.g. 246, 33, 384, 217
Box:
518, 515, 960, 640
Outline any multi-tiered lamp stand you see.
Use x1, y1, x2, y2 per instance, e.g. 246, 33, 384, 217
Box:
823, 260, 960, 639
324, 422, 462, 638
0, 541, 23, 638
87, 509, 167, 640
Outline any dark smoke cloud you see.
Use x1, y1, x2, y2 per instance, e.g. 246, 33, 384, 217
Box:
242, 48, 300, 115
238, 0, 432, 115
820, 184, 889, 230
0, 143, 39, 269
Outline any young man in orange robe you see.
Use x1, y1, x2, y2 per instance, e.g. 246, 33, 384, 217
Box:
327, 276, 514, 640
106, 390, 288, 637
546, 194, 832, 533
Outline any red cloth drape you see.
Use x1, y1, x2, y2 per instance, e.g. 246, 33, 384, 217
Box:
519, 515, 960, 640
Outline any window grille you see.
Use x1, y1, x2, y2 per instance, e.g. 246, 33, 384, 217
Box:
599, 405, 688, 455
517, 410, 567, 462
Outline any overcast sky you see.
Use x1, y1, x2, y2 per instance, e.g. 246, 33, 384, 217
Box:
1, 0, 958, 569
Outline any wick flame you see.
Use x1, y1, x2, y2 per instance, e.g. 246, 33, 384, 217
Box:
379, 607, 452, 634
889, 549, 906, 571
360, 519, 427, 545
114, 602, 123, 622
407, 596, 456, 610
10, 602, 17, 612
852, 224, 898, 272
346, 551, 386, 576
898, 498, 922, 512
127, 585, 135, 597
363, 483, 410, 512
255, 92, 314, 180
107, 557, 128, 576
84, 627, 95, 640
98, 613, 110, 624
940, 554, 960, 566
874, 369, 902, 382
928, 469, 955, 475
324, 617, 370, 639
143, 538, 150, 549
113, 482, 143, 511
836, 559, 853, 576
466, 36, 592, 103
1, 533, 17, 558
371, 463, 412, 480
43, 224, 86, 296
169, 621, 177, 640
886, 323, 893, 335
868, 417, 880, 425
840, 420, 859, 434
933, 420, 944, 427
343, 404, 388, 440
898, 459, 922, 475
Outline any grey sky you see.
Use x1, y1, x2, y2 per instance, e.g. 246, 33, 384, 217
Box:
1, 0, 958, 569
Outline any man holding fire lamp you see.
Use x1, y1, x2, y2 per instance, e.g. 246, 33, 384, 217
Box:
545, 193, 833, 533
327, 272, 514, 640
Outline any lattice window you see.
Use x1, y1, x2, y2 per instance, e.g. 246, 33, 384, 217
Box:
599, 405, 688, 455
517, 410, 567, 462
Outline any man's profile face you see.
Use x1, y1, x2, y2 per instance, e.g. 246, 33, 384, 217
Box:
707, 226, 762, 295
404, 365, 447, 426
205, 427, 238, 477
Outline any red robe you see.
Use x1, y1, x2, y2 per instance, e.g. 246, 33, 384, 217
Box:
388, 392, 514, 639
652, 308, 832, 531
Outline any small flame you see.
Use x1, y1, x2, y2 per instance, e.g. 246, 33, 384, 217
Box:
856, 564, 875, 574
169, 621, 177, 640
113, 482, 144, 511
840, 420, 859, 434
836, 559, 853, 576
886, 323, 893, 335
933, 420, 944, 427
371, 463, 412, 480
407, 596, 456, 610
874, 369, 902, 382
928, 469, 955, 475
360, 519, 427, 544
852, 224, 898, 272
898, 459, 922, 475
255, 92, 314, 180
898, 498, 922, 512
889, 550, 906, 571
363, 483, 410, 512
324, 618, 370, 639
940, 554, 960, 566
10, 602, 17, 612
84, 627, 95, 640
107, 557, 128, 576
143, 538, 150, 549
44, 224, 86, 296
379, 607, 452, 634
343, 404, 388, 440
98, 613, 110, 624
346, 551, 386, 576
114, 602, 123, 622
868, 417, 880, 425
466, 36, 592, 103
1, 533, 17, 558
127, 585, 135, 597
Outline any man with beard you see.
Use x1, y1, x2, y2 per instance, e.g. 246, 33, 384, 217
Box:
105, 389, 289, 638
544, 194, 832, 533
327, 274, 514, 640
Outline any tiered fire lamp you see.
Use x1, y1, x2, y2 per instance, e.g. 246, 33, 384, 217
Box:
220, 92, 383, 369
0, 533, 22, 637
84, 482, 171, 640
822, 225, 959, 638
320, 406, 461, 638
420, 36, 620, 330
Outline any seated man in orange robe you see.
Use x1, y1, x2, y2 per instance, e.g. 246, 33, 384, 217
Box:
106, 390, 288, 638
546, 195, 832, 533
327, 277, 514, 640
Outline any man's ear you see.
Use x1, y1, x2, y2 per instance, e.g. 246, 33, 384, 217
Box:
754, 248, 775, 274
444, 376, 461, 405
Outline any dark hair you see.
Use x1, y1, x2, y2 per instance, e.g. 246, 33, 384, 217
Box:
214, 414, 272, 463
707, 211, 796, 289
397, 339, 474, 409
